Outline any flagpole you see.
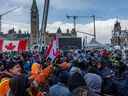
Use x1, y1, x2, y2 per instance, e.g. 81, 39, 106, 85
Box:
40, 0, 50, 52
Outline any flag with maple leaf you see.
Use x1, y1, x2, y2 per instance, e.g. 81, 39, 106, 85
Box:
0, 39, 28, 52
3, 40, 18, 51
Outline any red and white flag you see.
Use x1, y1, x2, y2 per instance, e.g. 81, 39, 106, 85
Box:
18, 39, 28, 52
0, 39, 28, 52
45, 36, 59, 62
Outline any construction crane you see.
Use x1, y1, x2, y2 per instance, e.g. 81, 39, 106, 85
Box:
76, 31, 94, 49
66, 15, 87, 33
76, 31, 94, 37
66, 15, 77, 33
0, 7, 18, 32
66, 15, 101, 40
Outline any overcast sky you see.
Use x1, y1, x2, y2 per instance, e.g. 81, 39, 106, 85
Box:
1, 0, 128, 43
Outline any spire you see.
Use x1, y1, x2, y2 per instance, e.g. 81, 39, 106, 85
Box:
114, 20, 121, 32
33, 0, 37, 5
56, 27, 62, 34
32, 0, 37, 9
116, 16, 119, 22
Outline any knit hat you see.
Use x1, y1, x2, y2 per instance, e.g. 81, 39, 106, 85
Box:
69, 66, 81, 76
84, 73, 102, 94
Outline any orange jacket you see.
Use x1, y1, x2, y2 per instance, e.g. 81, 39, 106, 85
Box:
30, 63, 53, 84
0, 79, 10, 96
30, 62, 70, 84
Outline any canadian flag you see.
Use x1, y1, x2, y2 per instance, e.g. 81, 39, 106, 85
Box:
0, 38, 28, 52
45, 36, 59, 62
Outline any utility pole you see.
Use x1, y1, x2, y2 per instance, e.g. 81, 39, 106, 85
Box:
83, 36, 87, 49
85, 36, 87, 46
40, 0, 50, 49
0, 16, 1, 32
91, 15, 96, 40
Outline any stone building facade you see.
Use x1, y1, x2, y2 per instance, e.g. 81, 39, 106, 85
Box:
0, 28, 30, 41
44, 27, 77, 45
111, 21, 128, 47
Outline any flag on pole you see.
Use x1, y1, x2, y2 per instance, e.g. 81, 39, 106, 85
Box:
3, 40, 19, 52
0, 38, 28, 52
18, 39, 28, 52
45, 36, 59, 62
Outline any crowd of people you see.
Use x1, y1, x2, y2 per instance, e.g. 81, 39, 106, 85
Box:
0, 48, 128, 96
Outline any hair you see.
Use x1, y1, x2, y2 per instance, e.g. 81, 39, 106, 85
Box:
87, 66, 97, 74
72, 86, 88, 96
58, 71, 69, 85
68, 72, 86, 92
5, 60, 23, 71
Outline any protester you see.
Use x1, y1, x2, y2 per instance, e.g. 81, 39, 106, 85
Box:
49, 71, 71, 96
0, 48, 128, 96
84, 73, 102, 96
72, 86, 88, 96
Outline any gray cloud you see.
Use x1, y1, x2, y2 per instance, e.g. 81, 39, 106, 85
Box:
1, 0, 128, 44
0, 0, 91, 29
50, 0, 92, 10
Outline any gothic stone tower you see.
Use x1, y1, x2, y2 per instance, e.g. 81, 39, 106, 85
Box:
31, 0, 39, 45
111, 21, 121, 46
